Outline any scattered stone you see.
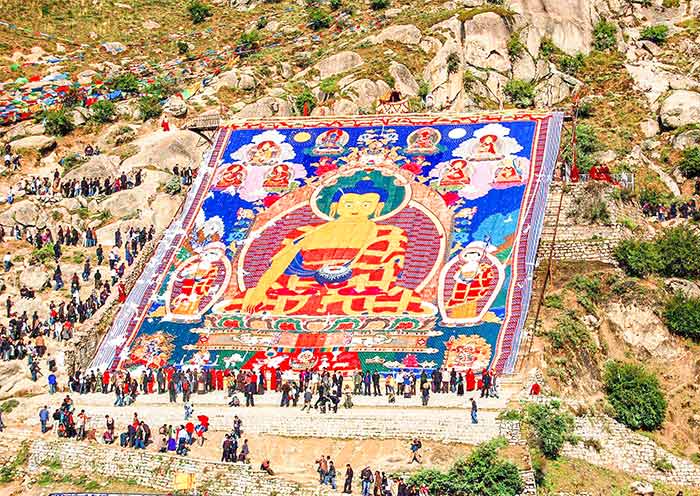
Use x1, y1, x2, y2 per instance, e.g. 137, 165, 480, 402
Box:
143, 20, 160, 30
20, 265, 50, 291
630, 481, 654, 496
672, 129, 700, 150
238, 73, 256, 91
639, 119, 659, 138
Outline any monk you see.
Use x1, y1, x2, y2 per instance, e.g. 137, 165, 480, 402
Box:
222, 180, 432, 316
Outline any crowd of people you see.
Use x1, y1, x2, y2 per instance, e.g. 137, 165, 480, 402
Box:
641, 197, 699, 221
315, 449, 429, 496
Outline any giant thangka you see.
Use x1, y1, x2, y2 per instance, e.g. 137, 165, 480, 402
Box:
92, 113, 563, 376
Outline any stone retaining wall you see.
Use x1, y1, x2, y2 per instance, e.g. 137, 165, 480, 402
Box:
565, 415, 700, 487
28, 438, 315, 496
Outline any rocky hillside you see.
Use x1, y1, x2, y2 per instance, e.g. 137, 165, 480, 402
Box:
1, 0, 700, 494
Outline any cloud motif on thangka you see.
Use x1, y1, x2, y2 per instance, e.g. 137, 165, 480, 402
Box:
429, 123, 531, 200
224, 129, 307, 202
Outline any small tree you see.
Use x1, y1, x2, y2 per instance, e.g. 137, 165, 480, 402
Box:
664, 292, 700, 340
446, 52, 460, 75
90, 100, 116, 123
295, 87, 316, 115
176, 41, 190, 55
559, 53, 585, 75
307, 8, 332, 30
45, 108, 75, 136
138, 95, 163, 121
524, 401, 575, 459
604, 361, 667, 431
640, 24, 669, 44
678, 146, 700, 178
504, 79, 535, 107
188, 0, 212, 24
593, 19, 617, 51
654, 226, 700, 279
408, 438, 523, 495
329, 0, 342, 10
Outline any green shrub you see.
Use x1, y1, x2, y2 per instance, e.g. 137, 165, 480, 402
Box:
640, 24, 669, 44
307, 8, 332, 30
507, 33, 525, 59
603, 361, 667, 431
144, 77, 178, 99
45, 109, 75, 136
408, 438, 523, 495
0, 399, 19, 413
663, 292, 700, 340
446, 52, 460, 75
593, 19, 617, 51
165, 177, 182, 195
524, 402, 575, 459
329, 0, 342, 10
539, 37, 557, 58
614, 239, 663, 278
463, 70, 477, 92
176, 41, 189, 55
418, 80, 430, 99
32, 243, 55, 263
112, 73, 139, 93
545, 314, 595, 353
138, 95, 163, 121
559, 53, 585, 75
504, 79, 535, 107
569, 183, 611, 224
562, 124, 600, 172
662, 0, 680, 6
188, 0, 212, 24
319, 76, 340, 97
370, 0, 389, 10
678, 146, 700, 178
295, 87, 316, 114
544, 293, 564, 309
654, 226, 700, 279
89, 100, 115, 123
238, 30, 261, 53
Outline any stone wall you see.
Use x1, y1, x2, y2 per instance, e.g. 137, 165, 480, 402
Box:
564, 415, 700, 487
537, 182, 635, 265
63, 235, 160, 375
27, 437, 315, 496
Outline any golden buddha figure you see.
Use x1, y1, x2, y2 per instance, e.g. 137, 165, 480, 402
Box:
221, 178, 433, 317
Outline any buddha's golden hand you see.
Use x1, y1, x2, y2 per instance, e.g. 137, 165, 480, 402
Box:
241, 286, 267, 313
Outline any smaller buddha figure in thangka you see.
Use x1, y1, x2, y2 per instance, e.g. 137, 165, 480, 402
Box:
312, 129, 348, 155
405, 127, 441, 155
492, 158, 523, 184
215, 163, 246, 190
247, 140, 281, 166
470, 134, 505, 161
439, 159, 472, 189
442, 241, 503, 322
262, 163, 293, 191
170, 248, 226, 317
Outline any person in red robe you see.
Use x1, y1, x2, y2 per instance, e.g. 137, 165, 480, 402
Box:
117, 282, 126, 304
465, 369, 475, 391
215, 370, 224, 391
529, 383, 541, 396
161, 117, 170, 132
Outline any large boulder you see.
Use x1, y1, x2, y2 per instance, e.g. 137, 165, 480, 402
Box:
659, 90, 700, 129
463, 13, 511, 72
10, 135, 56, 153
0, 200, 41, 227
605, 303, 680, 359
332, 99, 359, 115
164, 95, 188, 117
315, 51, 363, 79
534, 67, 583, 107
4, 121, 45, 142
19, 265, 49, 291
366, 24, 422, 45
62, 154, 121, 181
121, 130, 204, 173
97, 189, 151, 219
235, 97, 292, 118
389, 62, 419, 96
343, 79, 390, 109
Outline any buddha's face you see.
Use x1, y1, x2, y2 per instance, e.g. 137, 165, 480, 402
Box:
334, 193, 382, 219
